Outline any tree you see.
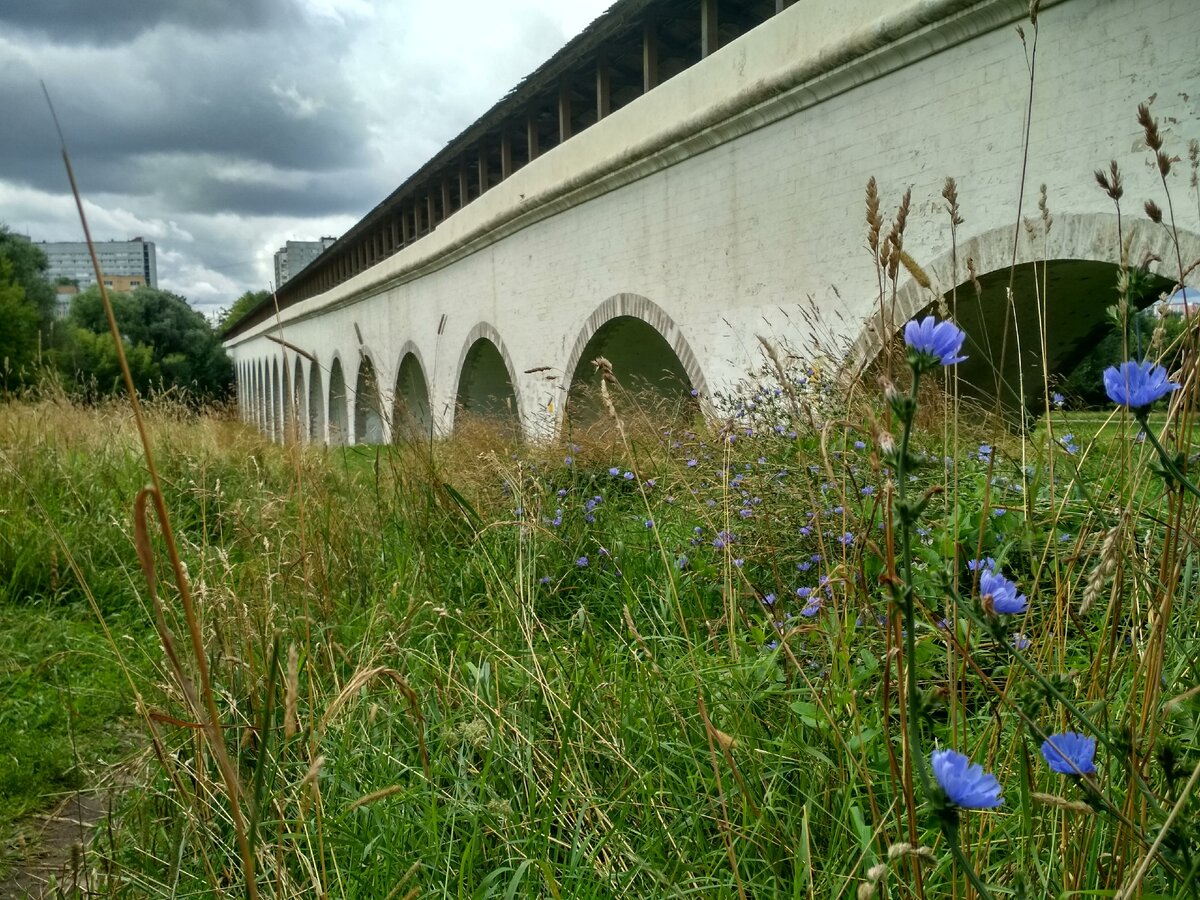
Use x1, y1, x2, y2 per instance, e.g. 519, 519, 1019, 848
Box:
61, 286, 233, 401
0, 258, 43, 392
218, 289, 271, 333
0, 225, 56, 327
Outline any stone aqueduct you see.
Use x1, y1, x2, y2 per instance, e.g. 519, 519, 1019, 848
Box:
224, 0, 1200, 443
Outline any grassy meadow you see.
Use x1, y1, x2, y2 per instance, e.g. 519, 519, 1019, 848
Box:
2, 348, 1199, 898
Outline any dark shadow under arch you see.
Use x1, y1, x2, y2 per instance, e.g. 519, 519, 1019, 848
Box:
393, 350, 432, 442
308, 360, 325, 443
328, 357, 349, 446
852, 214, 1200, 411
453, 328, 520, 434
354, 356, 385, 445
293, 358, 306, 442
271, 358, 282, 442
566, 315, 697, 422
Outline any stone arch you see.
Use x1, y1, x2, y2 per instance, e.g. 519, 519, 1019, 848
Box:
259, 359, 270, 436
308, 357, 326, 443
353, 353, 385, 445
271, 358, 283, 442
850, 213, 1200, 407
393, 342, 433, 442
293, 356, 307, 442
452, 323, 522, 431
327, 355, 349, 446
562, 294, 707, 423
280, 355, 294, 441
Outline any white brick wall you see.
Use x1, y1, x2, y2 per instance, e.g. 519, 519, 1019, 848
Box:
229, 0, 1200, 442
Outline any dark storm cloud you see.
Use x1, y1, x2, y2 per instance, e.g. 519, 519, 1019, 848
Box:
0, 0, 611, 313
0, 13, 376, 218
0, 0, 285, 44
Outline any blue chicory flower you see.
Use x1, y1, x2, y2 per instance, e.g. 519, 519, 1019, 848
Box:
904, 316, 968, 368
575, 556, 589, 568
979, 568, 1027, 615
1040, 731, 1097, 776
1103, 359, 1180, 411
931, 748, 1003, 808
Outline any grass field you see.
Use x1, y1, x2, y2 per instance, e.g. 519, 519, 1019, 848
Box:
1, 374, 1199, 897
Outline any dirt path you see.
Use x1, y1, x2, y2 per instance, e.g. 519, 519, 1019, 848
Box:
0, 789, 116, 899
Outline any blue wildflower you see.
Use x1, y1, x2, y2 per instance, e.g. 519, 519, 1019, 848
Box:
608, 467, 620, 476
576, 556, 589, 568
931, 748, 1003, 808
1011, 633, 1030, 651
904, 316, 968, 368
1040, 731, 1096, 776
980, 568, 1027, 615
623, 471, 635, 481
1103, 359, 1180, 411
967, 557, 997, 573
1052, 391, 1065, 409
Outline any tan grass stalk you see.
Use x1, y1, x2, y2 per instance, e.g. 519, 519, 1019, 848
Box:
44, 85, 258, 899
1081, 518, 1123, 616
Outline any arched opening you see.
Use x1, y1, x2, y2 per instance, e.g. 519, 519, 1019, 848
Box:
328, 358, 349, 446
259, 360, 270, 435
853, 214, 1200, 414
354, 357, 385, 445
455, 338, 518, 429
393, 351, 432, 442
566, 315, 696, 423
271, 358, 283, 442
309, 361, 326, 443
258, 361, 268, 432
293, 358, 307, 442
932, 261, 1174, 411
280, 356, 293, 441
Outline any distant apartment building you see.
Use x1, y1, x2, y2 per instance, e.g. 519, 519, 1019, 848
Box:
38, 237, 158, 291
274, 238, 336, 287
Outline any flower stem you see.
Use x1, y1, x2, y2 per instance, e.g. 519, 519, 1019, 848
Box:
1136, 411, 1200, 501
898, 367, 994, 900
945, 818, 996, 900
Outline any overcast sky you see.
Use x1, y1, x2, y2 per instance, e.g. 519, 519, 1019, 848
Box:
0, 0, 612, 319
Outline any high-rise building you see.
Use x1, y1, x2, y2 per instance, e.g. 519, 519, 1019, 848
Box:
274, 238, 336, 287
37, 237, 157, 291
